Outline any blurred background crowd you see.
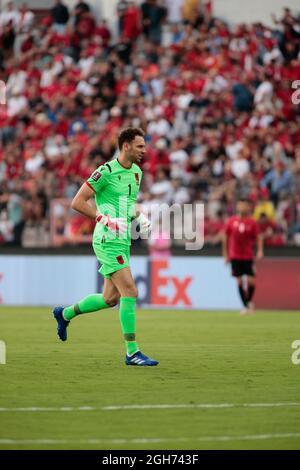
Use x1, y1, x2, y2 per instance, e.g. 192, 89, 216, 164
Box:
0, 0, 299, 247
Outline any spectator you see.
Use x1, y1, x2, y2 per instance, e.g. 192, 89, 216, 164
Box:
165, 0, 184, 24
0, 20, 15, 58
150, 168, 172, 204
116, 0, 128, 36
204, 210, 225, 246
225, 134, 243, 161
143, 137, 170, 177
0, 1, 20, 32
261, 161, 295, 206
16, 3, 34, 34
7, 86, 28, 117
231, 152, 250, 180
232, 76, 253, 112
254, 73, 274, 109
74, 1, 91, 26
182, 0, 199, 24
141, 0, 167, 45
96, 19, 111, 48
169, 138, 189, 180
253, 188, 276, 221
51, 0, 70, 34
14, 3, 34, 57
257, 212, 285, 247
76, 9, 96, 40
147, 111, 171, 137
168, 178, 190, 205
122, 1, 141, 42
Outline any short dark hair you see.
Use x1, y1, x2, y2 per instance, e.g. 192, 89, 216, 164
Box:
237, 197, 250, 204
118, 127, 145, 150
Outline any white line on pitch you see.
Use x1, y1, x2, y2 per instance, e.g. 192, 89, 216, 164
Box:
0, 403, 300, 412
102, 403, 300, 411
1, 433, 300, 445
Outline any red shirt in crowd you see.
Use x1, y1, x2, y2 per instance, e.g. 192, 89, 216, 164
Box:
122, 6, 141, 41
225, 215, 259, 260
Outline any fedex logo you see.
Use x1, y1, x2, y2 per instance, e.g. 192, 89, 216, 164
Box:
97, 259, 193, 307
151, 260, 192, 306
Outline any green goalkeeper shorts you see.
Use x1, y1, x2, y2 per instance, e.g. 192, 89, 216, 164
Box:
93, 240, 130, 279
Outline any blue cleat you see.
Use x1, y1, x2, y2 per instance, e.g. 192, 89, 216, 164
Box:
53, 306, 69, 341
126, 351, 159, 366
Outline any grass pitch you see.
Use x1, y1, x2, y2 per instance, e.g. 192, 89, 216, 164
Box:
0, 307, 300, 450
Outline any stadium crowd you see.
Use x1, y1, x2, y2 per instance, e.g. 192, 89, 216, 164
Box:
0, 0, 299, 247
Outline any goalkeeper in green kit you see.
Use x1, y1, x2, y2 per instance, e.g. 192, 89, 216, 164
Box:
53, 127, 159, 366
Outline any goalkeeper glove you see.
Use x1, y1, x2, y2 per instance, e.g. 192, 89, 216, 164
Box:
96, 214, 127, 235
136, 213, 151, 234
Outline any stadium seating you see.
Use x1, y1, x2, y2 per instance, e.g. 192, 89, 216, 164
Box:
0, 0, 299, 247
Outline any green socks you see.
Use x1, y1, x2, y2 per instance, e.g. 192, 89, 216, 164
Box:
119, 297, 139, 356
62, 295, 139, 357
63, 294, 110, 321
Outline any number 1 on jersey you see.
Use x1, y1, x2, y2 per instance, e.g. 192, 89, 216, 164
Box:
128, 184, 131, 196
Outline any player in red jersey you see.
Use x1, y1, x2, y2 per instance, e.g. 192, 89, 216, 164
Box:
222, 199, 264, 314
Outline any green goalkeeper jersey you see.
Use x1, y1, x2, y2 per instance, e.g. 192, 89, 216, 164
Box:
86, 159, 142, 246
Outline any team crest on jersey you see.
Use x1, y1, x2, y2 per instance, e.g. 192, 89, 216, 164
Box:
135, 173, 139, 184
91, 171, 101, 181
116, 255, 124, 265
